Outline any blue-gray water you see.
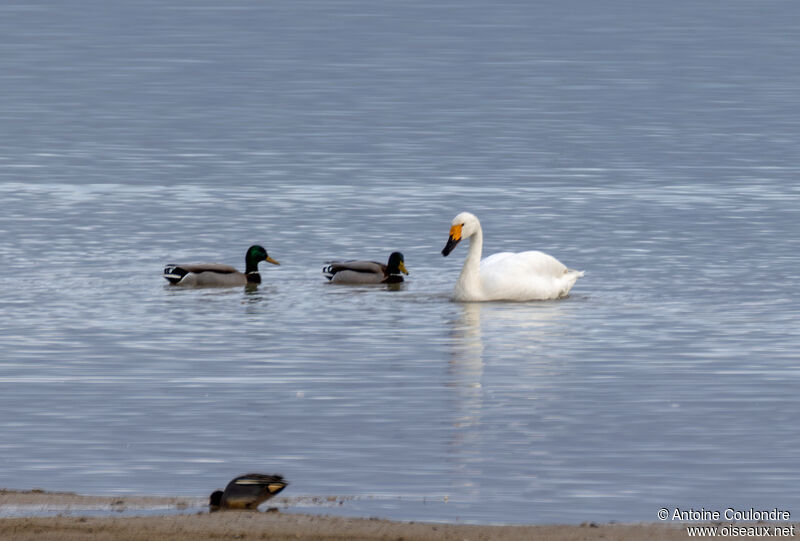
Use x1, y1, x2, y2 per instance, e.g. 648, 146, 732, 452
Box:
1, 0, 799, 525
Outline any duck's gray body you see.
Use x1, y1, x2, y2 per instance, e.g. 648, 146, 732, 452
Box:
323, 252, 408, 284
324, 260, 393, 284
163, 245, 279, 287
163, 263, 254, 287
210, 473, 288, 510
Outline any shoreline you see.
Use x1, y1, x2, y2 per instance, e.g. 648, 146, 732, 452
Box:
0, 489, 730, 540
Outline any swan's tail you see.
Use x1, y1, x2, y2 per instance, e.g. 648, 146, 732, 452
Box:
555, 268, 584, 298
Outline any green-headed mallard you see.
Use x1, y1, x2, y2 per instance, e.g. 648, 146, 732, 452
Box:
323, 251, 408, 284
209, 473, 288, 511
163, 245, 279, 287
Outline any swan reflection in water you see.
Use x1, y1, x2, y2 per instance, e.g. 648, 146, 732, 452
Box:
445, 300, 577, 500
446, 302, 485, 500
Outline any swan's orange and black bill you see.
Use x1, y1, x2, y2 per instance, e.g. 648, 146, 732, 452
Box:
441, 224, 462, 256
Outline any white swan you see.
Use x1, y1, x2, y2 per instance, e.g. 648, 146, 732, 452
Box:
441, 212, 583, 301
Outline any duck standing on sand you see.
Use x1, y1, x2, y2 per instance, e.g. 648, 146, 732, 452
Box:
163, 245, 279, 287
323, 251, 409, 284
209, 473, 288, 511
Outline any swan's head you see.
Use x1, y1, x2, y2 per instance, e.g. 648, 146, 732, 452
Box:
441, 212, 480, 256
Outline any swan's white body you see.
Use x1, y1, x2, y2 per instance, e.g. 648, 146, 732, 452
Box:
442, 212, 583, 302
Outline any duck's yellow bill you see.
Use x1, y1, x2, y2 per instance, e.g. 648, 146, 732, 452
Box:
265, 256, 280, 265
398, 261, 409, 275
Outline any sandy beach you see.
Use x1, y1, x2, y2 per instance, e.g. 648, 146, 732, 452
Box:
0, 489, 749, 541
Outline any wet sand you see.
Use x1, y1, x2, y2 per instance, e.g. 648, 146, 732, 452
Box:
0, 490, 732, 540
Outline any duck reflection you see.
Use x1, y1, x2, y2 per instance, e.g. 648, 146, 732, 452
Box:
242, 283, 271, 311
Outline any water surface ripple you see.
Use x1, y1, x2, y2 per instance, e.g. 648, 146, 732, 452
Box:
1, 0, 799, 525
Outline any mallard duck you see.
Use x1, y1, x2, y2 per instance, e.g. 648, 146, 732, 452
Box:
209, 473, 288, 511
323, 252, 409, 284
441, 212, 583, 301
163, 245, 279, 287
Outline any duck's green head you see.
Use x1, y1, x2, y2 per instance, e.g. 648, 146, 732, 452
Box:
245, 245, 280, 271
387, 252, 408, 275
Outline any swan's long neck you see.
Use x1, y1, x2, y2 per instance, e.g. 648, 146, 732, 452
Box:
455, 226, 484, 300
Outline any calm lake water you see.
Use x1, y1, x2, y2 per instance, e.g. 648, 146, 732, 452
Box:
1, 0, 799, 525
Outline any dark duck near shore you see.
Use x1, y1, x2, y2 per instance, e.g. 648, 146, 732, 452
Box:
209, 473, 288, 511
